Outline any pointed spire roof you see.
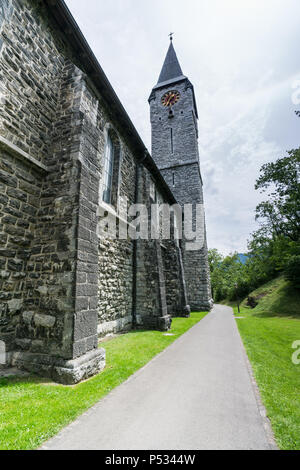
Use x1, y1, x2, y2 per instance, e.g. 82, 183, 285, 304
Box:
157, 40, 184, 86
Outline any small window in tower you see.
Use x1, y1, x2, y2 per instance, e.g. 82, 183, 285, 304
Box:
170, 128, 174, 154
172, 172, 175, 187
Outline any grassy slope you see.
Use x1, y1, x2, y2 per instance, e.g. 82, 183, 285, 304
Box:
0, 312, 207, 450
230, 277, 300, 450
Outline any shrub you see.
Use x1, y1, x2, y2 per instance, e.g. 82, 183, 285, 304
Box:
247, 296, 258, 308
283, 255, 300, 289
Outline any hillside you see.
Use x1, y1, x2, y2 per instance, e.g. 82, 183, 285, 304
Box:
239, 276, 300, 318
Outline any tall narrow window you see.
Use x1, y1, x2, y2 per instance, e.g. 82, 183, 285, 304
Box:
102, 133, 114, 204
170, 128, 174, 154
172, 172, 175, 187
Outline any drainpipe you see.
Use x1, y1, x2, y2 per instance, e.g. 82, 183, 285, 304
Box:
132, 152, 147, 328
131, 178, 138, 328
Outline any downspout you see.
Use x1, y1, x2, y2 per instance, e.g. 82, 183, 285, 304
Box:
132, 152, 147, 328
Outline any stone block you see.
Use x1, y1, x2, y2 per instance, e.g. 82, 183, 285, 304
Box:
76, 283, 98, 297
7, 298, 22, 314
73, 335, 98, 358
15, 338, 31, 350
34, 314, 56, 328
10, 349, 106, 385
22, 311, 34, 324
52, 349, 106, 385
75, 296, 89, 312
73, 310, 98, 341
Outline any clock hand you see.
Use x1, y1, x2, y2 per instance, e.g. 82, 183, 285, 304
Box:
166, 94, 174, 106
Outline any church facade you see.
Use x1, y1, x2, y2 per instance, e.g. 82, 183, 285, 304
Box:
0, 0, 212, 384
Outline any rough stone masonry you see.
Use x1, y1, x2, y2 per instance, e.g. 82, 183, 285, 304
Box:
0, 0, 212, 384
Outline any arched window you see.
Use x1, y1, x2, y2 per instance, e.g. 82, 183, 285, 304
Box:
101, 129, 121, 207
102, 133, 114, 204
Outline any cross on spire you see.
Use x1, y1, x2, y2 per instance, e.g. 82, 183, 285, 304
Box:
169, 32, 174, 41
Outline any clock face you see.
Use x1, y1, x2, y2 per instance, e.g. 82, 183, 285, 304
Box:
161, 90, 180, 107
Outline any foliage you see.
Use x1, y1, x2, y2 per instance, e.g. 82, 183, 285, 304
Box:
283, 255, 300, 288
208, 249, 246, 301
209, 149, 300, 299
255, 149, 300, 242
252, 149, 300, 289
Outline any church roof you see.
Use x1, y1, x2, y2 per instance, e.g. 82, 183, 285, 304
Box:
157, 41, 184, 86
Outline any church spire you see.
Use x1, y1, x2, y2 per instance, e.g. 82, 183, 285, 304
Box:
157, 39, 184, 85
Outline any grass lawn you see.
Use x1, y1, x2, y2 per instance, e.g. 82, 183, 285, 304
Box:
230, 278, 300, 450
0, 311, 207, 450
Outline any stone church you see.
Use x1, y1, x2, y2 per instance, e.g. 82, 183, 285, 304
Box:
0, 0, 212, 383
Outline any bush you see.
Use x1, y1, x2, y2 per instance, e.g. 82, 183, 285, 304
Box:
283, 255, 300, 289
214, 287, 226, 302
247, 296, 258, 308
228, 282, 250, 301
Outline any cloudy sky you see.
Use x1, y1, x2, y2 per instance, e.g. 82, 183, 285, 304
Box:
66, 0, 300, 254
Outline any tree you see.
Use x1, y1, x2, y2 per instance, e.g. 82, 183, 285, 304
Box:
255, 150, 300, 241
208, 249, 223, 299
208, 150, 300, 300
252, 149, 300, 288
208, 250, 248, 301
208, 249, 223, 273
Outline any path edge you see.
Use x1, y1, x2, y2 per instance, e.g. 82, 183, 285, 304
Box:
232, 307, 278, 450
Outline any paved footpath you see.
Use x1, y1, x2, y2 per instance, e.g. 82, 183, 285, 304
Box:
43, 305, 275, 450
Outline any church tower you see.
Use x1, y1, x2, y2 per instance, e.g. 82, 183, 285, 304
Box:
149, 38, 213, 311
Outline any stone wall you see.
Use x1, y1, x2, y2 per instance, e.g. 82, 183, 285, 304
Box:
0, 0, 65, 164
0, 147, 42, 353
97, 138, 136, 337
0, 0, 189, 382
0, 0, 76, 361
0, 0, 105, 379
98, 237, 134, 336
134, 169, 189, 330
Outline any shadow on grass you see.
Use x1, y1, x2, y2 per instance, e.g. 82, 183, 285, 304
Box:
0, 375, 54, 388
0, 312, 209, 390
252, 310, 300, 320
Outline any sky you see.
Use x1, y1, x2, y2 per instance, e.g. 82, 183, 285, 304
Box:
65, 0, 300, 254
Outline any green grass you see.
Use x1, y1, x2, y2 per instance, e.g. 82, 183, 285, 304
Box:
229, 277, 300, 450
0, 312, 207, 450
